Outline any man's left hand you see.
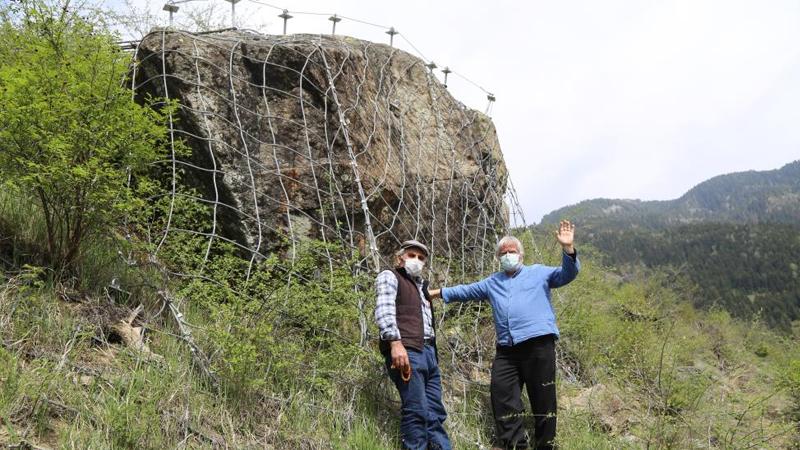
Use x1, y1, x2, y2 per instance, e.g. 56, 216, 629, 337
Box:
556, 220, 576, 254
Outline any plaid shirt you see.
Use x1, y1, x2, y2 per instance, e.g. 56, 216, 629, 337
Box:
374, 269, 434, 341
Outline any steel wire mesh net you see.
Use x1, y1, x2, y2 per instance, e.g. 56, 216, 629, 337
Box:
126, 31, 544, 401
130, 28, 530, 283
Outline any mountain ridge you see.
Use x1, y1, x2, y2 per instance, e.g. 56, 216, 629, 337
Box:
541, 160, 800, 226
536, 159, 800, 329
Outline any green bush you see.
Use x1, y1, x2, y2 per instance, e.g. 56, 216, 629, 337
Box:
0, 0, 173, 274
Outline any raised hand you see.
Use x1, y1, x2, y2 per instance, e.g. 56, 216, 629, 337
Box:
555, 220, 575, 254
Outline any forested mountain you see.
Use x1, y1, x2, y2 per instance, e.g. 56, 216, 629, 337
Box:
539, 161, 800, 329
542, 160, 800, 226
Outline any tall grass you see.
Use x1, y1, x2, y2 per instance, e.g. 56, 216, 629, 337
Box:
1, 187, 799, 448
0, 185, 48, 266
0, 185, 159, 304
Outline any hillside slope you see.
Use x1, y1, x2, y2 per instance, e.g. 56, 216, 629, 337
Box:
2, 234, 798, 449
539, 161, 800, 329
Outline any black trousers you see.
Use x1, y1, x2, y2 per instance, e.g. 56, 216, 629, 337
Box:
490, 334, 557, 450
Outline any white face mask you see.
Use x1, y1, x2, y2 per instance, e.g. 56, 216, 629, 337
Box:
499, 253, 521, 272
404, 258, 425, 277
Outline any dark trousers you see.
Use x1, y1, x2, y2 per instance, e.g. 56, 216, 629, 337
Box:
385, 344, 452, 450
490, 334, 557, 450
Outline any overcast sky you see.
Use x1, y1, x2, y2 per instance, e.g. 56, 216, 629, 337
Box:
111, 0, 800, 223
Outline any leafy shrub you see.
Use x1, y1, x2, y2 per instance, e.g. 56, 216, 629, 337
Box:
173, 238, 373, 399
0, 1, 174, 274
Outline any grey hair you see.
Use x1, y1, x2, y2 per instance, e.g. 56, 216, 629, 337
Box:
393, 248, 405, 267
495, 235, 524, 258
393, 247, 416, 267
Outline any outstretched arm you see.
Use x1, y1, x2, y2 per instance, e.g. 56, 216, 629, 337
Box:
439, 278, 490, 303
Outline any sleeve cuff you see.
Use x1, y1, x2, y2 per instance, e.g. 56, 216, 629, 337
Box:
380, 331, 401, 341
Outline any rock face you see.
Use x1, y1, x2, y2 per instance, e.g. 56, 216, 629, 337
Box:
132, 29, 508, 272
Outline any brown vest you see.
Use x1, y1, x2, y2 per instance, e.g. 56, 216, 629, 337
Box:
379, 268, 436, 355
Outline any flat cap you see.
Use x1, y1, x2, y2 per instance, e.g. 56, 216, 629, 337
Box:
399, 239, 429, 257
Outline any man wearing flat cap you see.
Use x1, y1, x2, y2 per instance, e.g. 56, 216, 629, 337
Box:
375, 240, 451, 450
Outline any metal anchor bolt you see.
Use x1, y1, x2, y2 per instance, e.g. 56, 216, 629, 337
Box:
279, 9, 293, 35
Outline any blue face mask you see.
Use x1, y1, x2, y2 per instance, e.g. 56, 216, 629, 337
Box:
499, 253, 521, 272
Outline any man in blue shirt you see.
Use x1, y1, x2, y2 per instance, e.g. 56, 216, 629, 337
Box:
430, 220, 579, 450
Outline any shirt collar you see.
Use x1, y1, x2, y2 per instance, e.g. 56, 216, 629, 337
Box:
502, 265, 523, 278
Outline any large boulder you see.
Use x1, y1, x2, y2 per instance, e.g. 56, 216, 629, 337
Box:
132, 29, 509, 273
